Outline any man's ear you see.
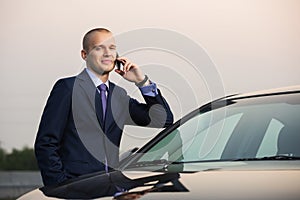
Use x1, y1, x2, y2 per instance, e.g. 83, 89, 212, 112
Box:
81, 50, 87, 60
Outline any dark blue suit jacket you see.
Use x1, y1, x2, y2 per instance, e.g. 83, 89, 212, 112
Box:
34, 70, 173, 186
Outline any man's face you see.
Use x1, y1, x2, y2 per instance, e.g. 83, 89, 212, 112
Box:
83, 31, 117, 75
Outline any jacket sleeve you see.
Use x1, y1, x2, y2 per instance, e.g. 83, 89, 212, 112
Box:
34, 79, 71, 186
128, 87, 174, 128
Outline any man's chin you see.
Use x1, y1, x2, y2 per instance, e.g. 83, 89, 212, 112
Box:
91, 66, 114, 76
101, 70, 111, 75
103, 66, 115, 74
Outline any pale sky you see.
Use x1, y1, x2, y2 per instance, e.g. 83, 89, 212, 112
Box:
1, 0, 299, 153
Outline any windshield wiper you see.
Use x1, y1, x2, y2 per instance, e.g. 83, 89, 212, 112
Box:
129, 159, 171, 168
234, 155, 300, 161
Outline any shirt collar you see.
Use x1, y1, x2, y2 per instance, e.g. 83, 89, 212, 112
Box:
85, 68, 109, 89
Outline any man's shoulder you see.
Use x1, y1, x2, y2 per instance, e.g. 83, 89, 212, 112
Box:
59, 76, 76, 84
52, 76, 76, 90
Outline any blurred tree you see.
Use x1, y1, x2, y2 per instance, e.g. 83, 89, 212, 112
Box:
0, 147, 6, 169
0, 146, 38, 170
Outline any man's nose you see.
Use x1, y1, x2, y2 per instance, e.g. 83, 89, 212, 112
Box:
103, 47, 112, 56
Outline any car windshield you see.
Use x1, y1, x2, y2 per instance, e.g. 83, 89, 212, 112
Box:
129, 92, 300, 169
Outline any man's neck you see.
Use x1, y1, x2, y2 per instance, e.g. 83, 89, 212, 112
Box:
98, 74, 109, 83
87, 67, 109, 83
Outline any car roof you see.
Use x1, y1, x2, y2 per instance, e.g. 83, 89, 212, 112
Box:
228, 85, 300, 100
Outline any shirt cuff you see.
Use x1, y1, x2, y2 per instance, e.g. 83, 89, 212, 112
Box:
139, 82, 158, 97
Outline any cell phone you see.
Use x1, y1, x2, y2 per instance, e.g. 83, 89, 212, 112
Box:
115, 53, 123, 71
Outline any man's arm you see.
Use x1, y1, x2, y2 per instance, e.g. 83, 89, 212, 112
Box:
34, 79, 72, 186
114, 57, 173, 128
128, 81, 174, 128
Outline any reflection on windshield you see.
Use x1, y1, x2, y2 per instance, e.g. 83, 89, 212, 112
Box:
41, 170, 188, 199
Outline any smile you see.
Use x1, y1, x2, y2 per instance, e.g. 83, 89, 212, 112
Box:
101, 60, 113, 65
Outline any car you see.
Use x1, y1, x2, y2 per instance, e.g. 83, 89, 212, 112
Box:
18, 85, 300, 200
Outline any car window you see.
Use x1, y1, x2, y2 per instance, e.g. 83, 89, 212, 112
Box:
131, 93, 300, 170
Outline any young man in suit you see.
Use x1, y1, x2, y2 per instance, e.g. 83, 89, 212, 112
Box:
34, 28, 174, 187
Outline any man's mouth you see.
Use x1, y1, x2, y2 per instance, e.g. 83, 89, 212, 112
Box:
101, 60, 113, 65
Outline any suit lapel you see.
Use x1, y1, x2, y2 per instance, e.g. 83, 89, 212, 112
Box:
76, 69, 105, 129
76, 70, 97, 107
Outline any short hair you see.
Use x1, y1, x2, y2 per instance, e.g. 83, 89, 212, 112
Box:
82, 28, 111, 51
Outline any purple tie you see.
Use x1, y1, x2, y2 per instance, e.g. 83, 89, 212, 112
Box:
97, 84, 107, 122
97, 84, 109, 172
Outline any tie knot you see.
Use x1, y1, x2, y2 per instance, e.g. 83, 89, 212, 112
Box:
98, 84, 107, 92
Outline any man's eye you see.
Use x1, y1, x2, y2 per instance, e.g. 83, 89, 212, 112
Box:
95, 47, 102, 51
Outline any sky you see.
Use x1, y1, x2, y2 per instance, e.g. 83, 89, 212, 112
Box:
0, 0, 299, 153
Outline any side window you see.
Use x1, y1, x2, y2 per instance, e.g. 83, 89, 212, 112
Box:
256, 119, 284, 157
137, 129, 184, 162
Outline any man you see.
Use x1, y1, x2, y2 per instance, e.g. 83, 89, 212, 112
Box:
34, 28, 173, 187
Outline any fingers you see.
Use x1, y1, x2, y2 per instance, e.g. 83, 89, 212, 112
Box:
124, 62, 134, 72
115, 57, 144, 83
114, 69, 125, 76
117, 57, 137, 72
